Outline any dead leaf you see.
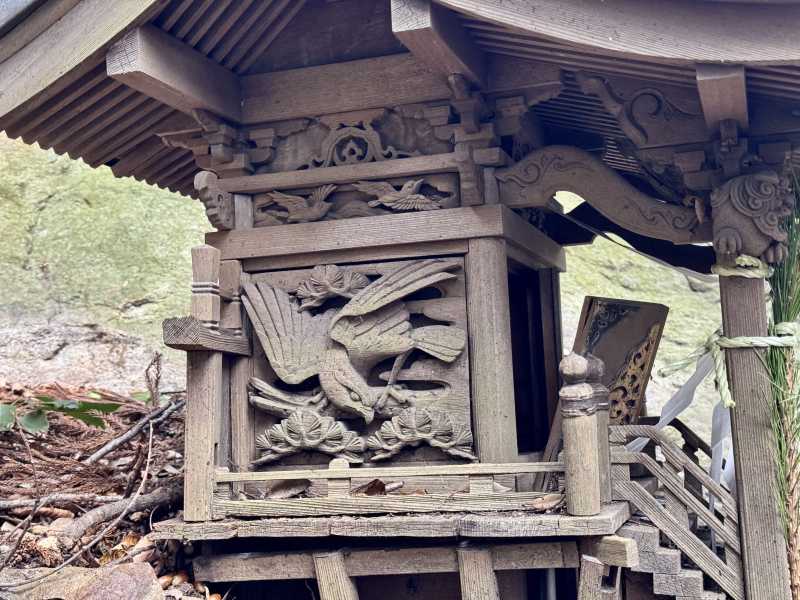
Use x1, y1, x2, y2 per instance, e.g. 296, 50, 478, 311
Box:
264, 479, 311, 499
351, 479, 386, 496
523, 493, 564, 512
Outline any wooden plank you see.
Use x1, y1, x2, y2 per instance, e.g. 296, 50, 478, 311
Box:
718, 274, 791, 600
242, 239, 468, 273
217, 153, 459, 194
578, 555, 604, 600
464, 237, 518, 462
314, 552, 359, 600
457, 547, 500, 600
435, 0, 800, 65
192, 542, 578, 582
0, 0, 81, 65
391, 0, 486, 86
215, 491, 554, 518
0, 0, 165, 122
241, 53, 451, 123
615, 480, 744, 600
696, 64, 749, 130
207, 205, 509, 261
215, 461, 564, 483
152, 502, 630, 540
581, 536, 639, 568
163, 316, 250, 355
106, 24, 241, 122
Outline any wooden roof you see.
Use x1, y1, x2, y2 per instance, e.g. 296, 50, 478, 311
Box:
2, 0, 800, 197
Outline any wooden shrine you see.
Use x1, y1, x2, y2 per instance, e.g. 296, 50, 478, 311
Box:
2, 0, 800, 598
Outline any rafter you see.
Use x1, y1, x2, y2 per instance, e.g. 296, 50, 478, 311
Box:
106, 24, 242, 123
391, 0, 486, 86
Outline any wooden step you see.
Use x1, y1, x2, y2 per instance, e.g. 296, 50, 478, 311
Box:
653, 569, 704, 597
618, 523, 661, 553
634, 547, 682, 575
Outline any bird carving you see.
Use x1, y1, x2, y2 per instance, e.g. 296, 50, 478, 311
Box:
352, 179, 442, 211
242, 260, 467, 424
267, 184, 337, 223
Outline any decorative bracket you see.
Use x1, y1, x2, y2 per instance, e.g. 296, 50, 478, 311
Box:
711, 170, 794, 263
194, 171, 234, 230
496, 145, 712, 244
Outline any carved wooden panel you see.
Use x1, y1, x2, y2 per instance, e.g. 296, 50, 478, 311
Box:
572, 297, 668, 425
251, 174, 460, 227
245, 257, 472, 468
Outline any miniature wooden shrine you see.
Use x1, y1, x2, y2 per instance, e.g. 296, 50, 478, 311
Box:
3, 0, 800, 598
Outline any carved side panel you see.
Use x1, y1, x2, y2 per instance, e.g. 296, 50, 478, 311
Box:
246, 257, 472, 467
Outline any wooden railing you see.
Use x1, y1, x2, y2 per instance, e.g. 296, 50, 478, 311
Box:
610, 424, 743, 600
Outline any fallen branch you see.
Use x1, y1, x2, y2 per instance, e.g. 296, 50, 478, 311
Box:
0, 493, 123, 511
58, 486, 180, 543
82, 398, 183, 465
0, 424, 158, 591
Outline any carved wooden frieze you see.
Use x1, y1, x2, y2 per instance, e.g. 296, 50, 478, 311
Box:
710, 170, 795, 263
243, 258, 473, 466
496, 145, 713, 244
576, 73, 707, 148
252, 175, 458, 227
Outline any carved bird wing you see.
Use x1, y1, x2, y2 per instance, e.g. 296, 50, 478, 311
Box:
267, 190, 310, 212
385, 195, 441, 211
333, 259, 459, 323
400, 179, 424, 194
310, 184, 337, 205
351, 180, 398, 199
330, 302, 414, 366
242, 281, 334, 384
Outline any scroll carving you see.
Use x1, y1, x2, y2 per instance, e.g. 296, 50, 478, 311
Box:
366, 407, 476, 461
252, 410, 366, 466
710, 171, 794, 263
243, 259, 472, 464
608, 324, 660, 425
576, 73, 706, 148
193, 171, 234, 230
496, 145, 712, 244
302, 118, 418, 170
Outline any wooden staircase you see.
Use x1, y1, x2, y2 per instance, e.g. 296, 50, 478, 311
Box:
610, 424, 743, 600
619, 521, 726, 600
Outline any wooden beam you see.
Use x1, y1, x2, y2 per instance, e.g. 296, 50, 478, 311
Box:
457, 547, 500, 600
162, 316, 250, 355
391, 0, 486, 86
314, 553, 359, 600
695, 64, 749, 130
106, 24, 242, 123
192, 542, 578, 582
0, 0, 165, 124
240, 53, 562, 124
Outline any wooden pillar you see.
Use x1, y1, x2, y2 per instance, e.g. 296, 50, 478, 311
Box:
560, 353, 602, 516
184, 244, 222, 522
586, 354, 612, 504
457, 547, 500, 600
314, 552, 359, 600
719, 271, 791, 599
464, 237, 518, 462
577, 555, 605, 600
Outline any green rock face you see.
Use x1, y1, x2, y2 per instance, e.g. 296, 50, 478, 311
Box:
0, 133, 209, 391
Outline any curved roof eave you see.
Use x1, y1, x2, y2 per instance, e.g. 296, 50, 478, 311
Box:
435, 0, 800, 65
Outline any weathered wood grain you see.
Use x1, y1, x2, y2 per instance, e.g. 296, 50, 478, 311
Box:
457, 547, 500, 600
314, 552, 359, 600
162, 316, 249, 355
391, 0, 486, 86
106, 24, 241, 122
695, 64, 749, 131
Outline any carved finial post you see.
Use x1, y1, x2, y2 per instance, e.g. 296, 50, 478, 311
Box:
560, 352, 602, 516
710, 172, 794, 600
585, 354, 612, 504
191, 244, 221, 330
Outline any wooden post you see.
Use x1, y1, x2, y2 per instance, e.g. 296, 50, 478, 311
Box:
314, 552, 360, 600
464, 237, 518, 462
560, 353, 602, 516
457, 546, 500, 600
184, 244, 222, 522
719, 271, 792, 599
586, 354, 612, 504
577, 555, 605, 600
